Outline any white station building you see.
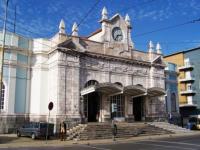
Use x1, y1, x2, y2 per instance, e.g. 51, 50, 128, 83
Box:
0, 8, 167, 133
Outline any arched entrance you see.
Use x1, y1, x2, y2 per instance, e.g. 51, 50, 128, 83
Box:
86, 92, 100, 122
123, 84, 146, 121
83, 80, 100, 122
81, 81, 123, 122
133, 97, 143, 121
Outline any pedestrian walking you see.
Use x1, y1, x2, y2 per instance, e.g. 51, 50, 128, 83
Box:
168, 112, 172, 124
111, 120, 117, 141
60, 121, 66, 141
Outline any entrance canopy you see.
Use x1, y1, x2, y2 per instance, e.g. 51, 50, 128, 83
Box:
123, 85, 146, 97
147, 87, 165, 97
81, 82, 166, 98
81, 82, 122, 96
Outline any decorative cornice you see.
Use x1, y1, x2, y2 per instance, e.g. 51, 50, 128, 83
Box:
54, 46, 166, 69
84, 51, 151, 66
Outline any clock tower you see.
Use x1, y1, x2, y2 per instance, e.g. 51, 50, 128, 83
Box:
88, 7, 134, 57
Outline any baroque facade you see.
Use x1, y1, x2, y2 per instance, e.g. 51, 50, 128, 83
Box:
0, 8, 166, 133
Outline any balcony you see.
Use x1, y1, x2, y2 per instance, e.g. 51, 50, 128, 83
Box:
180, 89, 196, 95
179, 76, 195, 83
178, 63, 194, 71
179, 103, 197, 108
179, 99, 197, 108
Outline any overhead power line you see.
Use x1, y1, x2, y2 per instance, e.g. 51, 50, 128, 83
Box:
0, 0, 101, 37
0, 0, 101, 50
85, 0, 157, 23
0, 17, 45, 37
1, 0, 200, 51
134, 18, 200, 37
70, 0, 101, 35
0, 0, 101, 51
2, 15, 200, 53
136, 41, 200, 45
0, 0, 101, 44
116, 0, 157, 15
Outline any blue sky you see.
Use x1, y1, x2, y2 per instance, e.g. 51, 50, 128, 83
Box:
0, 0, 200, 55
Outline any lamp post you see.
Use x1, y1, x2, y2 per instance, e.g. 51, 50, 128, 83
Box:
0, 0, 9, 112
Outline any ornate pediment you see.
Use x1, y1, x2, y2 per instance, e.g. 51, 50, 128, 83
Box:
152, 55, 165, 66
58, 39, 76, 49
57, 37, 87, 52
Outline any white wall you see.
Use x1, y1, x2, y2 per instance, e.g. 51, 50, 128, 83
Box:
30, 53, 49, 115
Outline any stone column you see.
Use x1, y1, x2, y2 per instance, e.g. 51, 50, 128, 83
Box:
7, 52, 17, 114
102, 94, 110, 122
79, 95, 84, 123
144, 96, 151, 121
126, 96, 134, 122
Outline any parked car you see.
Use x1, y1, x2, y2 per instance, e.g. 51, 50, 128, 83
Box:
187, 115, 200, 130
16, 122, 54, 139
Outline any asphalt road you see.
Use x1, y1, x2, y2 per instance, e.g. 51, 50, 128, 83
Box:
1, 135, 200, 150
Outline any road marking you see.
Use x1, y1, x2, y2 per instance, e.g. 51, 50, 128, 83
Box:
135, 142, 197, 150
81, 145, 112, 150
144, 140, 200, 147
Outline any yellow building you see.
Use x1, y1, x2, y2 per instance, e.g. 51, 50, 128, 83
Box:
164, 48, 200, 119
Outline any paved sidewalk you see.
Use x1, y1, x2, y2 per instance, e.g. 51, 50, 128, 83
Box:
0, 132, 200, 148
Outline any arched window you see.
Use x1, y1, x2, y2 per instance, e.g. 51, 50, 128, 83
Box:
84, 80, 98, 88
171, 93, 176, 112
114, 82, 123, 87
136, 84, 143, 87
0, 83, 5, 110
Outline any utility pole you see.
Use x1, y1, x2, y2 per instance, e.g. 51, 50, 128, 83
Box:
14, 5, 16, 33
0, 0, 9, 112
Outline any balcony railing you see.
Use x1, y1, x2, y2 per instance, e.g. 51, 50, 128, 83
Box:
179, 76, 195, 82
178, 63, 194, 71
179, 99, 197, 107
187, 99, 197, 105
180, 89, 196, 95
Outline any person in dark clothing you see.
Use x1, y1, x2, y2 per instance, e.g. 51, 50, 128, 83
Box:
111, 120, 117, 141
60, 121, 66, 141
181, 115, 184, 127
168, 112, 172, 124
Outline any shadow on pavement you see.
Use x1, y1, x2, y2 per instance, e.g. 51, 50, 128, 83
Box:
0, 135, 60, 145
0, 136, 18, 144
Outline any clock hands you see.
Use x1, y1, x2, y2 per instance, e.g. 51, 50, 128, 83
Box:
114, 35, 122, 41
114, 35, 119, 40
112, 27, 123, 41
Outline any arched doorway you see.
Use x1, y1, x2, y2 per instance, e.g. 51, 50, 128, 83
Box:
114, 82, 123, 87
83, 80, 100, 122
133, 97, 143, 121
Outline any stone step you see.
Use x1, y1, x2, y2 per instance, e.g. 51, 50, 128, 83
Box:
148, 122, 193, 133
76, 122, 171, 140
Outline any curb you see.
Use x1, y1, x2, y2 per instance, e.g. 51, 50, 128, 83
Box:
0, 132, 200, 148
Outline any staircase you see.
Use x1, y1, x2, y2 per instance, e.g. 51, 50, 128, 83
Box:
78, 123, 113, 140
66, 124, 87, 140
149, 122, 193, 134
76, 122, 172, 140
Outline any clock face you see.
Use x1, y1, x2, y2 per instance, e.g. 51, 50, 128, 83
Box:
112, 27, 123, 41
